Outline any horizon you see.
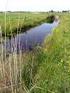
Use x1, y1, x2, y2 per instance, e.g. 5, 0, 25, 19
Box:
0, 10, 70, 12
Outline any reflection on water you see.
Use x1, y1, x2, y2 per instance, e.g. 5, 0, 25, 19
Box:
4, 21, 59, 53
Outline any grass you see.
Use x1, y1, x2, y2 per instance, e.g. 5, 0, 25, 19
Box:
32, 13, 70, 93
0, 12, 70, 93
0, 12, 49, 37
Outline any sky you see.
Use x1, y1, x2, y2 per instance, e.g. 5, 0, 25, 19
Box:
0, 0, 70, 12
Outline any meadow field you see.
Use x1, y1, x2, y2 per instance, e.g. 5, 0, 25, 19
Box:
0, 12, 49, 37
0, 12, 70, 93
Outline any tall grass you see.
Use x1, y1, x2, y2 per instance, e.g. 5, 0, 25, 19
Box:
0, 12, 49, 93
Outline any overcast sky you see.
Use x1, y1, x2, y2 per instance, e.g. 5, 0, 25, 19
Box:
0, 0, 70, 11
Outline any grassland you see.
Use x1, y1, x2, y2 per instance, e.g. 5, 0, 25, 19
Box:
0, 12, 70, 93
0, 12, 49, 37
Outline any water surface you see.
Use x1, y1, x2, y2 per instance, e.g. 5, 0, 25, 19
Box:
5, 21, 59, 53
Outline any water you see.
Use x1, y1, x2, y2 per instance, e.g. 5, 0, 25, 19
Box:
4, 21, 59, 53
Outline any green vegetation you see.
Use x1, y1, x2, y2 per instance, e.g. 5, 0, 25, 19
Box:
22, 13, 70, 93
31, 13, 70, 93
0, 12, 49, 37
46, 15, 55, 23
0, 12, 70, 93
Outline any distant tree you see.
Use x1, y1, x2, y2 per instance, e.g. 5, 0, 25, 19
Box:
49, 10, 54, 13
62, 10, 69, 12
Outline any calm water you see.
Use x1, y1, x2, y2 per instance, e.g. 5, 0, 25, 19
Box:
5, 21, 59, 53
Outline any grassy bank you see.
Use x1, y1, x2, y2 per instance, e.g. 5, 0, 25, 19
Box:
31, 13, 70, 93
0, 12, 49, 37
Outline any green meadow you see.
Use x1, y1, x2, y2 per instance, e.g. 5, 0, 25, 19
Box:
0, 12, 49, 37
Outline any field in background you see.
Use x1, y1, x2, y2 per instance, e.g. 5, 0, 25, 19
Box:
0, 12, 49, 37
0, 12, 70, 93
